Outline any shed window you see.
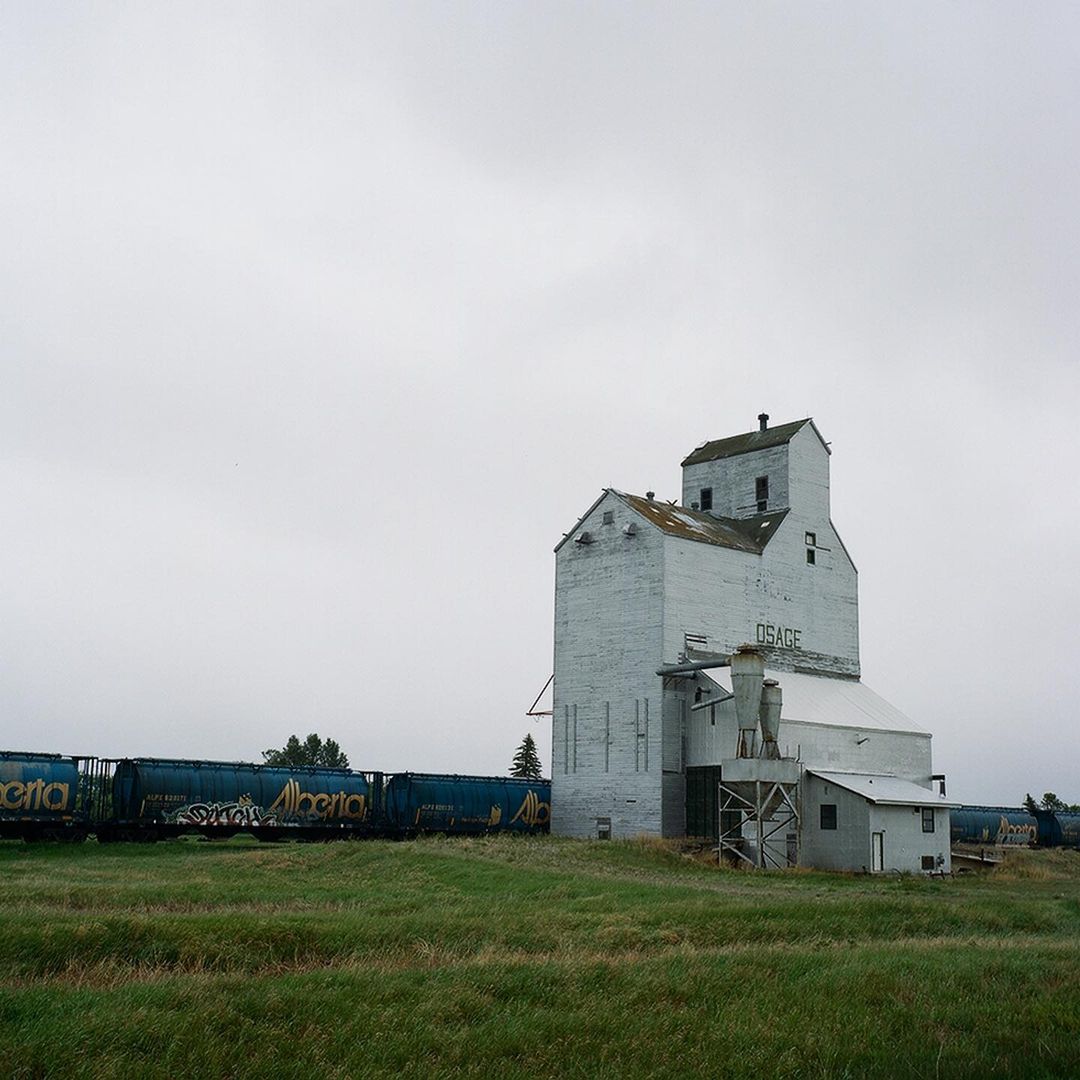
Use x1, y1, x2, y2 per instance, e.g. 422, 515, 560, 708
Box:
699, 487, 712, 511
820, 804, 837, 830
922, 808, 935, 833
755, 476, 769, 511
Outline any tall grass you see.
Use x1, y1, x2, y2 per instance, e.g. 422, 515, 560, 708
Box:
1, 836, 1078, 1078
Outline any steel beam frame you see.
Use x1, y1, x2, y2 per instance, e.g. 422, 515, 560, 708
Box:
718, 779, 800, 869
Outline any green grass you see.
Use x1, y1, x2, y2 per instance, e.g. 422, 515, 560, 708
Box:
2, 837, 1079, 1078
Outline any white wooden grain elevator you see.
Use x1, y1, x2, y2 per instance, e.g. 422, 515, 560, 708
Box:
550, 415, 952, 873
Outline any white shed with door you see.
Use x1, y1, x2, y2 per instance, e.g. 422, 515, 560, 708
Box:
801, 770, 955, 873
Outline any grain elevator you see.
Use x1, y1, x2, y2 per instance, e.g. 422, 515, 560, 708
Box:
550, 415, 952, 873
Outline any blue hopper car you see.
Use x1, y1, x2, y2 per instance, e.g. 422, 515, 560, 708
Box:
0, 752, 90, 840
385, 773, 551, 835
1037, 811, 1080, 848
0, 749, 554, 842
950, 806, 1039, 847
100, 758, 384, 841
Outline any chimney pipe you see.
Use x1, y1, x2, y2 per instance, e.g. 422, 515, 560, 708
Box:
758, 413, 769, 432
646, 490, 655, 501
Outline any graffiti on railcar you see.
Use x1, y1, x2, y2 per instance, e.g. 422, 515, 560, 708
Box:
163, 782, 367, 826
997, 815, 1037, 846
173, 795, 269, 827
510, 789, 550, 828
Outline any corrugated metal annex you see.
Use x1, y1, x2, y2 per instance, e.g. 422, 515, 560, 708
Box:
700, 668, 927, 735
808, 771, 958, 807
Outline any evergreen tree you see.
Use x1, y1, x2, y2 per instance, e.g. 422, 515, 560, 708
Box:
263, 733, 349, 769
510, 732, 542, 780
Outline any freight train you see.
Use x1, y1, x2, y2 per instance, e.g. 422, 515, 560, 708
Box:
0, 751, 551, 842
951, 805, 1080, 849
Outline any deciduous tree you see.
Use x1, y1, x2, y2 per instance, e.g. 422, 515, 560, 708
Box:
263, 734, 349, 769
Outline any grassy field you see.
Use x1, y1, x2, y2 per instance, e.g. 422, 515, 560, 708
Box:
1, 837, 1079, 1079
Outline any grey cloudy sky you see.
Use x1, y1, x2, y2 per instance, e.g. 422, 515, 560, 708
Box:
2, 3, 1077, 803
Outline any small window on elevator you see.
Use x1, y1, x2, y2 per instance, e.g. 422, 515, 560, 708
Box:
806, 549, 816, 565
699, 487, 712, 511
755, 476, 769, 511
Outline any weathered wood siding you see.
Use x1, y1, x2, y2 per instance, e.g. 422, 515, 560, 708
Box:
665, 426, 858, 677
681, 444, 790, 518
551, 420, 936, 841
552, 491, 665, 838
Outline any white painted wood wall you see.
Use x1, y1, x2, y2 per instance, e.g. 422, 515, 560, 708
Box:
552, 422, 934, 839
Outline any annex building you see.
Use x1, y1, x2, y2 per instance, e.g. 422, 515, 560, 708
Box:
550, 415, 952, 873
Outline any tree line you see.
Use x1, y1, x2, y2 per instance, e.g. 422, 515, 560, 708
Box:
1023, 792, 1080, 814
260, 732, 546, 781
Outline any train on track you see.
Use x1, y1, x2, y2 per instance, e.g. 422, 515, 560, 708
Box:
0, 751, 551, 842
951, 805, 1080, 850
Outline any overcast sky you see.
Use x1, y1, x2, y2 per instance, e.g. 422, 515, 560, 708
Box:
2, 3, 1077, 803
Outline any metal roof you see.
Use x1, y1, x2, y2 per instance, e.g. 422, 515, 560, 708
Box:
616, 492, 787, 553
701, 668, 927, 734
808, 771, 958, 807
681, 419, 811, 466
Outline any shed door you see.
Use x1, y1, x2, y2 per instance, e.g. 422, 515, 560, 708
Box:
871, 832, 884, 873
